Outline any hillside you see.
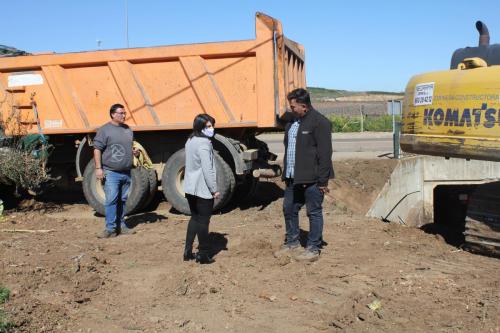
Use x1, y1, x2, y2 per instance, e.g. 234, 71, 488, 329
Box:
306, 87, 404, 117
308, 87, 404, 102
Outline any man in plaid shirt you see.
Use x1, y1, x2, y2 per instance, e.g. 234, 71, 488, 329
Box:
285, 119, 300, 178
275, 88, 334, 262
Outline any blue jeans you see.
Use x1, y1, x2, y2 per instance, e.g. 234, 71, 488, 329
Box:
104, 170, 131, 232
283, 180, 325, 252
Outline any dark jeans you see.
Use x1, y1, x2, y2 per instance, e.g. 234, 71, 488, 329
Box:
185, 194, 214, 255
283, 180, 325, 252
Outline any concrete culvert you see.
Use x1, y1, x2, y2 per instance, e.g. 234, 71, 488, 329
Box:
82, 160, 150, 216
368, 155, 500, 256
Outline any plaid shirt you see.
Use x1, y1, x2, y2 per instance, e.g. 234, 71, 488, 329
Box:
285, 119, 300, 178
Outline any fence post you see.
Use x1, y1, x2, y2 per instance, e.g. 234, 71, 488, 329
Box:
393, 121, 401, 159
359, 105, 364, 132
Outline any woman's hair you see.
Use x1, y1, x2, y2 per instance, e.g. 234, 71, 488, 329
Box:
189, 113, 216, 138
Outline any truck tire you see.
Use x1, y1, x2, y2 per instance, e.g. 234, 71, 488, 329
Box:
162, 148, 235, 214
161, 149, 189, 214
141, 168, 158, 211
129, 167, 153, 215
216, 153, 235, 210
82, 161, 150, 216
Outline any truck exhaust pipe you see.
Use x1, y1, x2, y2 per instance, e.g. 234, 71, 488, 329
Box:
476, 21, 490, 46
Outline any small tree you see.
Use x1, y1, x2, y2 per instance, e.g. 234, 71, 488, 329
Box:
0, 139, 53, 195
0, 94, 53, 196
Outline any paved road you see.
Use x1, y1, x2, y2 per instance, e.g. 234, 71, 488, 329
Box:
257, 132, 395, 160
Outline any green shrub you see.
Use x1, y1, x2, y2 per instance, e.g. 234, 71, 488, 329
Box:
329, 115, 400, 133
0, 134, 54, 195
0, 286, 13, 333
365, 115, 400, 132
329, 115, 361, 132
0, 310, 14, 333
0, 287, 9, 304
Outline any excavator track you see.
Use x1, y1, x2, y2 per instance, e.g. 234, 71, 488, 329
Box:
464, 182, 500, 256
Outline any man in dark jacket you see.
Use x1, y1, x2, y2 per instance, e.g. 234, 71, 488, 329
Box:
274, 88, 334, 262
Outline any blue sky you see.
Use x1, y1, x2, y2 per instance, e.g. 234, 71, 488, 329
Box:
1, 0, 499, 92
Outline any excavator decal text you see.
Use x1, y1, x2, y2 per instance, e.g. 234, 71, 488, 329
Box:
423, 103, 498, 128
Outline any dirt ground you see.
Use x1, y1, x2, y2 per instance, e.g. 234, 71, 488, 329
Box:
1, 158, 499, 333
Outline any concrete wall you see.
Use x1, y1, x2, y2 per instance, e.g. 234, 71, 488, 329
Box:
367, 156, 500, 227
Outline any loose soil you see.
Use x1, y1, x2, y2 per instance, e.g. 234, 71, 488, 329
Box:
1, 159, 499, 332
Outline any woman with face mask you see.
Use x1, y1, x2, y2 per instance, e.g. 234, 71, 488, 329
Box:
183, 114, 220, 264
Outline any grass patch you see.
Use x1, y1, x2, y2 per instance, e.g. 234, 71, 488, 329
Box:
0, 310, 14, 333
0, 287, 9, 304
0, 286, 13, 333
329, 115, 400, 133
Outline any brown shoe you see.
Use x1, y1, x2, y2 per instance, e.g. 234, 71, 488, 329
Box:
97, 229, 117, 239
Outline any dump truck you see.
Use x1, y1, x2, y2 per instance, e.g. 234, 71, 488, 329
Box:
401, 21, 500, 255
0, 12, 305, 214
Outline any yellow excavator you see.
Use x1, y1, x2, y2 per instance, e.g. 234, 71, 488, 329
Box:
401, 21, 500, 255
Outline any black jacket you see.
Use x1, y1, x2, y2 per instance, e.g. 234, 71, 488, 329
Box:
281, 108, 334, 186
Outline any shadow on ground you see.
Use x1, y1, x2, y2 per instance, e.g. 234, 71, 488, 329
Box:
126, 212, 168, 228
223, 181, 284, 213
420, 223, 465, 248
208, 232, 228, 257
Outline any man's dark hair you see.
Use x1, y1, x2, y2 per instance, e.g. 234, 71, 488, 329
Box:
190, 113, 216, 138
287, 88, 311, 107
109, 103, 125, 118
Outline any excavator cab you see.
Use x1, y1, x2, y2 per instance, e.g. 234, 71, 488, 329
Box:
401, 21, 500, 162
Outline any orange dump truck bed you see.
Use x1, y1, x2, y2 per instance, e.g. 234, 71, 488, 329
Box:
0, 13, 305, 136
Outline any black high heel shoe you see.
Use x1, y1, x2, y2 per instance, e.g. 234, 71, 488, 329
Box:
183, 250, 195, 261
195, 253, 214, 264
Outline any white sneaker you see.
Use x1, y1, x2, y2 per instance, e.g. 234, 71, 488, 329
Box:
294, 249, 320, 262
273, 244, 301, 258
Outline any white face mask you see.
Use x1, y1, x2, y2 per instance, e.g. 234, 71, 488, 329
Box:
202, 127, 215, 137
